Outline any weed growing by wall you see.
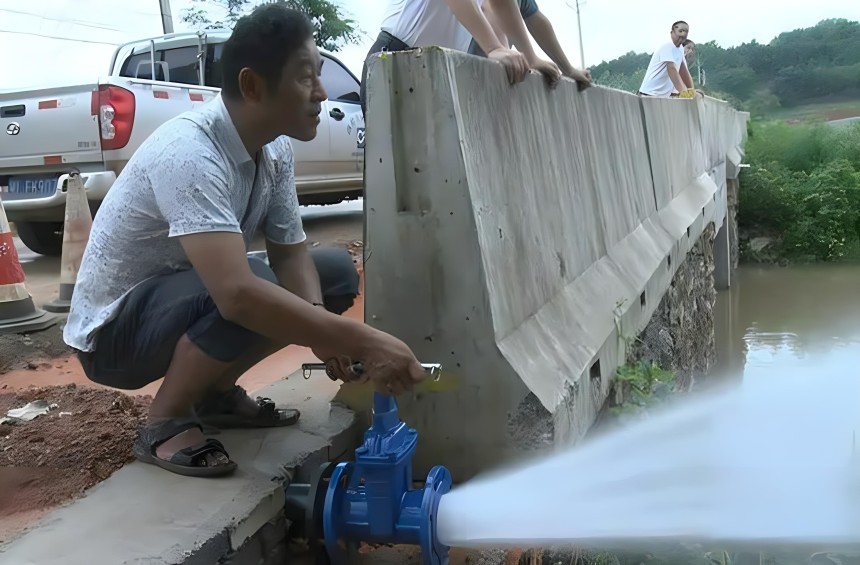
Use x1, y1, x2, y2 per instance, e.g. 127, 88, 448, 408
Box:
609, 360, 677, 420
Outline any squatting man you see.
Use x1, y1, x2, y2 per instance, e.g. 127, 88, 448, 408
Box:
64, 5, 428, 477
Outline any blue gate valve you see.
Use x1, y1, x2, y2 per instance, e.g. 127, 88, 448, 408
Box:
300, 362, 453, 564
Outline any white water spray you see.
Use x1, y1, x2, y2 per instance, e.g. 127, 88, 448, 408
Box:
437, 367, 860, 553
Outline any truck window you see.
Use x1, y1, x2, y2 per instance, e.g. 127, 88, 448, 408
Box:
119, 46, 201, 85
321, 57, 360, 103
161, 47, 201, 85
120, 52, 167, 81
207, 48, 360, 102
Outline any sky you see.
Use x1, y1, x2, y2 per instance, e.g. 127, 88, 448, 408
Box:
1, 0, 859, 91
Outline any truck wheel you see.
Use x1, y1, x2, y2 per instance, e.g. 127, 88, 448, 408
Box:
15, 221, 64, 257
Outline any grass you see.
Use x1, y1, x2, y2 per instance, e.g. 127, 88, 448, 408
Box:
762, 98, 860, 124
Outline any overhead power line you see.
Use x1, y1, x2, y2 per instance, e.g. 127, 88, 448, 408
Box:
0, 28, 120, 46
0, 7, 123, 32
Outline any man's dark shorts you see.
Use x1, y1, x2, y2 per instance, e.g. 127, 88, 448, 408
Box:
76, 247, 360, 390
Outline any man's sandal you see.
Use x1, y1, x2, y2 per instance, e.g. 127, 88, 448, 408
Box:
194, 385, 300, 429
132, 419, 237, 477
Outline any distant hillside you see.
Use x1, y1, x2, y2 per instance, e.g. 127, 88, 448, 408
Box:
590, 19, 860, 115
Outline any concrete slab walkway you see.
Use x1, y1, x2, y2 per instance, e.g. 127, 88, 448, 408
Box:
0, 372, 363, 565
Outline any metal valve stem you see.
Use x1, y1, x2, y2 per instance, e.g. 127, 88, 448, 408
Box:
302, 362, 442, 381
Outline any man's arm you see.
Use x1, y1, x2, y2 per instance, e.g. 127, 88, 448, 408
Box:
486, 0, 561, 85
182, 232, 424, 393
666, 62, 688, 95
679, 59, 695, 90
524, 11, 592, 86
486, 0, 538, 62
524, 11, 571, 72
180, 232, 360, 352
444, 0, 529, 83
266, 239, 323, 305
444, 0, 505, 55
263, 139, 323, 306
479, 0, 508, 49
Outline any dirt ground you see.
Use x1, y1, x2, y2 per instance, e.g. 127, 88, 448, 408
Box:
0, 384, 150, 542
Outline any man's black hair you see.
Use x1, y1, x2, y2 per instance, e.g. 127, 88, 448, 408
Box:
220, 3, 315, 100
672, 21, 689, 30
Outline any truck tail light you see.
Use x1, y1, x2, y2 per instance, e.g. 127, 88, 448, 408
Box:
92, 85, 135, 151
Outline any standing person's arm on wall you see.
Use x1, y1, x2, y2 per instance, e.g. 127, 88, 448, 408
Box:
666, 62, 688, 95
679, 59, 700, 96
486, 0, 561, 86
524, 10, 592, 88
444, 0, 529, 84
479, 0, 509, 49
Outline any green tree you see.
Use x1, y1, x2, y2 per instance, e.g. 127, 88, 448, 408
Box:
181, 0, 250, 29
278, 0, 359, 52
589, 19, 860, 111
180, 0, 360, 52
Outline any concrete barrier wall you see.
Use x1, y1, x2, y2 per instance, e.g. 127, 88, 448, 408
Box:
336, 48, 749, 480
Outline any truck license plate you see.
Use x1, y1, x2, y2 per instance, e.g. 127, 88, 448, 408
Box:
2, 175, 60, 201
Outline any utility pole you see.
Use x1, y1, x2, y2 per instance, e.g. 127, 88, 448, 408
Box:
694, 49, 706, 87
565, 0, 586, 68
160, 0, 174, 34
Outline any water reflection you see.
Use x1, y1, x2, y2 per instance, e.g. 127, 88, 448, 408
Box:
712, 264, 860, 384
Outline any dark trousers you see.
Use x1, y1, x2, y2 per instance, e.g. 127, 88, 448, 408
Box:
77, 247, 359, 390
360, 31, 411, 117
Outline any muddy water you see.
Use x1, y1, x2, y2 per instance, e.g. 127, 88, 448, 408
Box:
712, 264, 860, 385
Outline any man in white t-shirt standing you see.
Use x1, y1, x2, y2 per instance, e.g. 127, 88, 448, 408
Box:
360, 0, 562, 113
638, 20, 698, 98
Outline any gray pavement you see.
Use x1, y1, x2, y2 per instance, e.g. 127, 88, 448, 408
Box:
0, 373, 363, 564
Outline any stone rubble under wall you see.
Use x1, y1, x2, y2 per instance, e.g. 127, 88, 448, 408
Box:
507, 222, 719, 455
630, 222, 717, 390
728, 178, 740, 270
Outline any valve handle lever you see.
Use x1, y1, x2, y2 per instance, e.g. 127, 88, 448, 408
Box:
302, 362, 442, 381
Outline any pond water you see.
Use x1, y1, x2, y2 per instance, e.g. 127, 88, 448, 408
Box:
712, 264, 860, 385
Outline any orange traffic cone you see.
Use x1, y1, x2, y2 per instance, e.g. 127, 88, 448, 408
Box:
45, 173, 92, 313
0, 197, 57, 335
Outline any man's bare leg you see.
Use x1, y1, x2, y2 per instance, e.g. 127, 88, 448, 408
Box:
209, 341, 281, 419
192, 341, 301, 426
148, 333, 234, 466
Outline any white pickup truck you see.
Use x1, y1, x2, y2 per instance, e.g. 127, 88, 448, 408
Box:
0, 30, 365, 255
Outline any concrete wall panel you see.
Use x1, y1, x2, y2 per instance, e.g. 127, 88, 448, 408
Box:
642, 97, 707, 202
340, 48, 749, 480
451, 54, 605, 340
577, 87, 656, 247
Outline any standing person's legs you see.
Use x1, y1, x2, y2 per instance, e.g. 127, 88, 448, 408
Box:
77, 247, 359, 476
360, 32, 412, 259
360, 31, 412, 117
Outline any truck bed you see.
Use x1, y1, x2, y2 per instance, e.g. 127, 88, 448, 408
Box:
0, 83, 104, 175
